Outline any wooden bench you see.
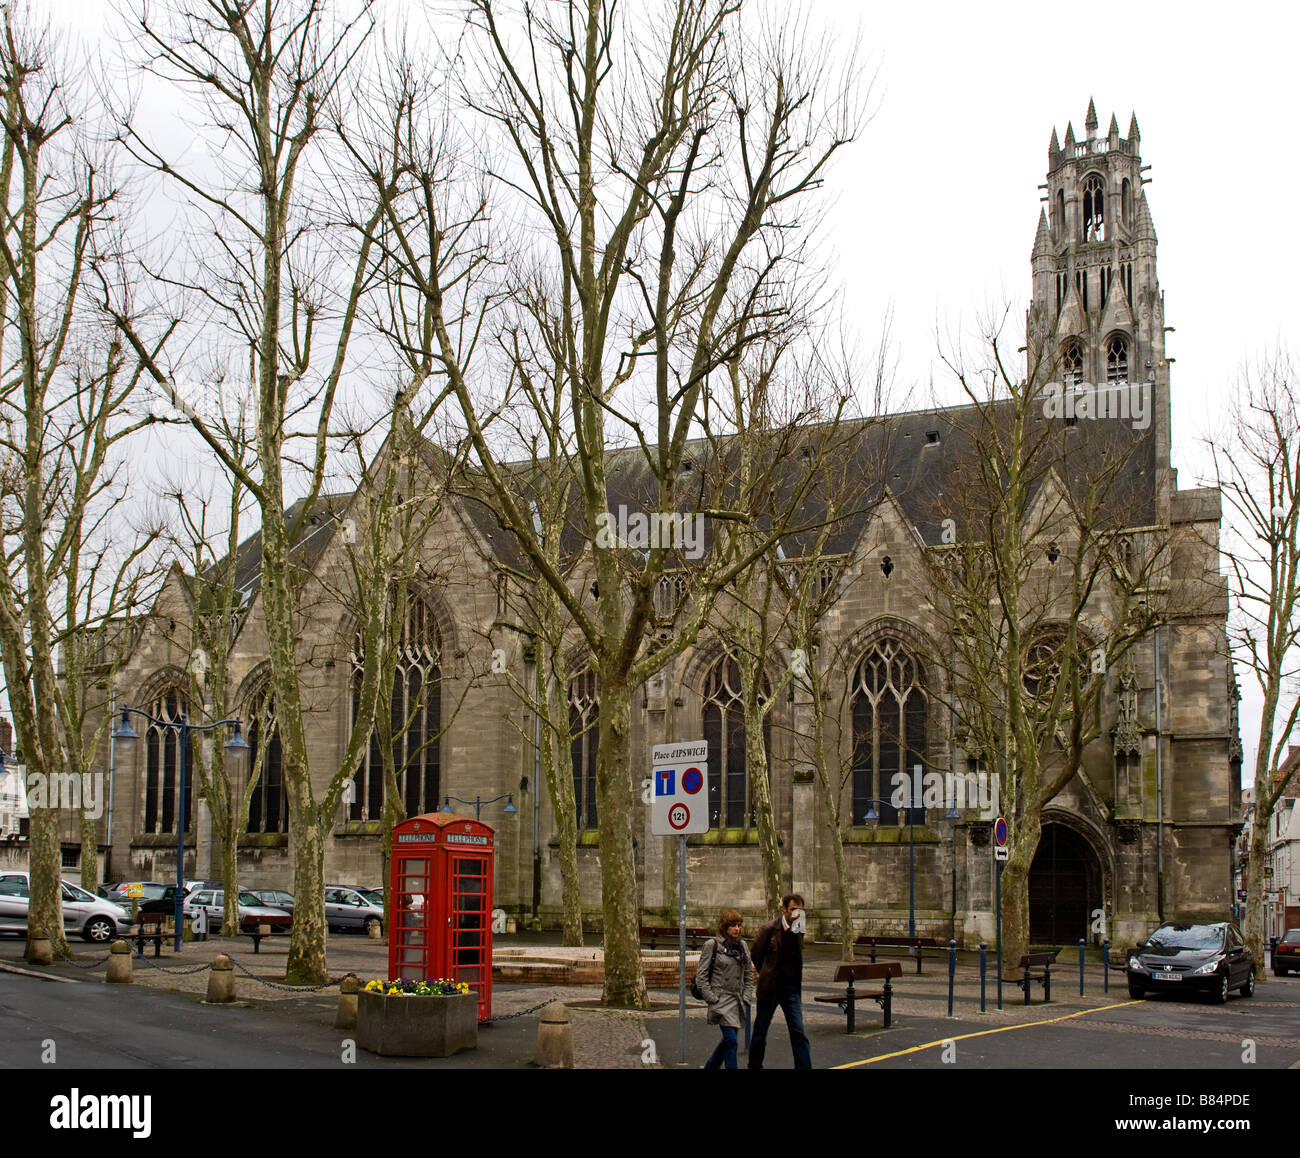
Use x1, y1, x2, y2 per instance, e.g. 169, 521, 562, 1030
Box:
240, 918, 290, 954
133, 912, 165, 958
640, 925, 711, 950
814, 962, 902, 1031
855, 936, 944, 975
1005, 950, 1059, 1004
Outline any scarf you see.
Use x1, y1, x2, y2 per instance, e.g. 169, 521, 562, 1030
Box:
720, 936, 747, 962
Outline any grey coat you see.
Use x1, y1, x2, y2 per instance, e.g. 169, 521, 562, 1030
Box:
695, 936, 755, 1029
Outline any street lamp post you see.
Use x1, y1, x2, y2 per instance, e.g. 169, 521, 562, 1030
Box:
443, 793, 517, 822
112, 706, 249, 951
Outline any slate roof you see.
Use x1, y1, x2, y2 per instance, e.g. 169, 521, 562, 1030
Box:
199, 391, 1160, 590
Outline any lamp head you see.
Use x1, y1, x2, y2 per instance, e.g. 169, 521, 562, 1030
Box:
112, 708, 140, 742
503, 793, 517, 815
224, 718, 251, 752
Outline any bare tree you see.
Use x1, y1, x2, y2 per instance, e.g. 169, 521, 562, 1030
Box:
108, 0, 424, 984
151, 399, 262, 937
57, 503, 161, 896
0, 9, 160, 959
369, 0, 861, 1009
920, 316, 1183, 968
699, 331, 872, 916
1213, 352, 1300, 977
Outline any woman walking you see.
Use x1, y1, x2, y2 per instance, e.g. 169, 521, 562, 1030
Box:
695, 909, 755, 1070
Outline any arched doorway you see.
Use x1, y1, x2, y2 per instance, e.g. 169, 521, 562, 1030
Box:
1028, 823, 1103, 946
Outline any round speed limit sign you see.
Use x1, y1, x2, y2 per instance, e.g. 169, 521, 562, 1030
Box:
668, 802, 691, 830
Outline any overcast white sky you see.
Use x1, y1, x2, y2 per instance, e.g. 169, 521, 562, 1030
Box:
41, 0, 1300, 781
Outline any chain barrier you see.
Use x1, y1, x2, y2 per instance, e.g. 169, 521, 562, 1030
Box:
132, 953, 215, 976
37, 926, 113, 970
487, 997, 554, 1022
228, 957, 339, 992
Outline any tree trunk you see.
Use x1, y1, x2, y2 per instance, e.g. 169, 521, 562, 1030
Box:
595, 679, 646, 1008
745, 715, 781, 916
1243, 796, 1272, 980
541, 673, 583, 946
999, 806, 1041, 967
285, 798, 328, 985
222, 821, 240, 938
79, 813, 100, 895
26, 803, 66, 958
830, 817, 853, 961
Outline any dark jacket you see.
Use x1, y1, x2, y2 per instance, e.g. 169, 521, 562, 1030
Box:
751, 915, 803, 1002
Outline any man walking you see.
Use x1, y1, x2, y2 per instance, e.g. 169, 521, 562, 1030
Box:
748, 893, 811, 1070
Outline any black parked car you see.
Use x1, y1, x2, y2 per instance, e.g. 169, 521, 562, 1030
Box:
1126, 921, 1255, 1002
1272, 928, 1300, 976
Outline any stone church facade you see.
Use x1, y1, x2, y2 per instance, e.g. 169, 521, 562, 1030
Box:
64, 105, 1240, 950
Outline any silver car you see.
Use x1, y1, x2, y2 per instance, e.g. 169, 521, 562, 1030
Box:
0, 872, 132, 944
324, 885, 384, 934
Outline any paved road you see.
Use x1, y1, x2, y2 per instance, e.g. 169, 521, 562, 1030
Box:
2, 955, 1295, 1139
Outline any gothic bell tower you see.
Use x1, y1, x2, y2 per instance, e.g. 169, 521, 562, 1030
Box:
1028, 99, 1171, 471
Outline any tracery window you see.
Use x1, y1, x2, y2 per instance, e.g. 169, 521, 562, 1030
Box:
246, 692, 288, 834
851, 640, 927, 825
350, 592, 442, 821
702, 655, 770, 829
569, 670, 599, 830
1106, 334, 1129, 384
1082, 173, 1105, 241
144, 690, 189, 835
1062, 343, 1084, 388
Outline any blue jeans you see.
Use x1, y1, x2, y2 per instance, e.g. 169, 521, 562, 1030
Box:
748, 985, 811, 1070
704, 1024, 738, 1070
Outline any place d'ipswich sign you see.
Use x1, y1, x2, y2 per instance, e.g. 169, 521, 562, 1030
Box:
651, 741, 709, 836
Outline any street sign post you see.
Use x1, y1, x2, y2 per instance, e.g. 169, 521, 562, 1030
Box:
651, 740, 709, 1066
994, 816, 1008, 1010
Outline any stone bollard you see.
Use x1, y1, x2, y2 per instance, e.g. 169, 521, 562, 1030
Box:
106, 940, 133, 984
26, 934, 53, 966
535, 1001, 574, 1069
336, 973, 360, 1029
205, 954, 237, 1004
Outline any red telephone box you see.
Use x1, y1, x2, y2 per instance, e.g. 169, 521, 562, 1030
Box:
388, 812, 495, 1022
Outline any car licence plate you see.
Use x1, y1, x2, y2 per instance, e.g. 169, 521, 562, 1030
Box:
1152, 972, 1181, 981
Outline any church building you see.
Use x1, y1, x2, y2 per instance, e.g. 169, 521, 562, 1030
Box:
53, 104, 1241, 950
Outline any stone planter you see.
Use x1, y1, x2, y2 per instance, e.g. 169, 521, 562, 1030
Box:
355, 990, 478, 1057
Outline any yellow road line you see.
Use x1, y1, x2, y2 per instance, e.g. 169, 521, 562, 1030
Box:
832, 1000, 1143, 1068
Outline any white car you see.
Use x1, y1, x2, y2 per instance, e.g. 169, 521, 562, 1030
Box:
0, 871, 132, 943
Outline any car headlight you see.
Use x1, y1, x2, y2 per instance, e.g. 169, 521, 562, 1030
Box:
1127, 956, 1142, 970
1190, 955, 1225, 975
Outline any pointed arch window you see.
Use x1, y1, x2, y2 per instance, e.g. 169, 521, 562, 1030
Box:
350, 592, 443, 821
1061, 343, 1084, 388
1082, 173, 1105, 241
1106, 334, 1129, 384
569, 670, 599, 830
144, 690, 189, 835
702, 655, 770, 829
246, 692, 288, 834
852, 640, 927, 825
1121, 178, 1131, 226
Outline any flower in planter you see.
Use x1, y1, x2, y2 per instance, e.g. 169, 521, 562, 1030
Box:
364, 977, 472, 996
